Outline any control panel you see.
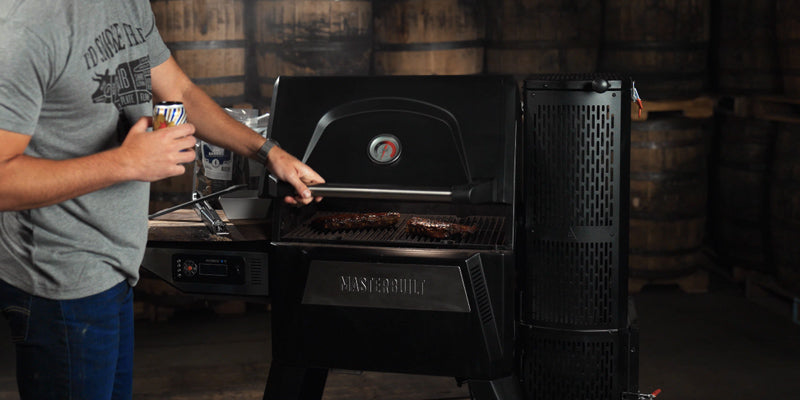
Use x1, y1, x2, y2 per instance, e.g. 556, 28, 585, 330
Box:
142, 247, 268, 296
173, 254, 246, 285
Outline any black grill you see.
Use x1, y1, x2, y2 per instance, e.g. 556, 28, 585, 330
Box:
261, 75, 523, 400
260, 74, 639, 400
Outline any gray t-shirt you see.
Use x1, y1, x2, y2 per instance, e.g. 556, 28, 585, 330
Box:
0, 0, 171, 299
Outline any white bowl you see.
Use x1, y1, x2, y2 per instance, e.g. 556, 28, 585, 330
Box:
218, 190, 270, 220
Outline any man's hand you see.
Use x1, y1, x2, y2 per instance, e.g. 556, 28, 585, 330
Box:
266, 147, 325, 205
115, 117, 197, 182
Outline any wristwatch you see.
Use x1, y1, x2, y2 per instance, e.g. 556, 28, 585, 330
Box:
255, 139, 278, 164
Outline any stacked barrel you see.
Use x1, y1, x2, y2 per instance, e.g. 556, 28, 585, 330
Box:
252, 0, 373, 105
602, 0, 713, 293
372, 0, 485, 76
772, 0, 800, 294
149, 0, 252, 213
708, 0, 800, 296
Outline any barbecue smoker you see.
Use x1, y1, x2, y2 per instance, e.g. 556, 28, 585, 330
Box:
260, 75, 523, 399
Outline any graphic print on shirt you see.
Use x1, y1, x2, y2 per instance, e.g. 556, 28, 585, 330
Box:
83, 22, 153, 111
91, 57, 152, 110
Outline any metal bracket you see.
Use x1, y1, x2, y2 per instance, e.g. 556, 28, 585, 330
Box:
622, 390, 661, 400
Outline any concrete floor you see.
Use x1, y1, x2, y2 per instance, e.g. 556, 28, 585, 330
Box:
1, 270, 799, 399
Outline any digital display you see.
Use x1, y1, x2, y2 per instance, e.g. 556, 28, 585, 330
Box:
199, 263, 228, 277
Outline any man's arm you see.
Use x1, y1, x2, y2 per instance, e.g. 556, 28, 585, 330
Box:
150, 56, 325, 205
0, 119, 196, 211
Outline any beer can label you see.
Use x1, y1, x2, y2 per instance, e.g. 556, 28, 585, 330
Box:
153, 101, 186, 130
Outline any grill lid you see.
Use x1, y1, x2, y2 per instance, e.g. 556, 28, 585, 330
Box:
260, 75, 520, 205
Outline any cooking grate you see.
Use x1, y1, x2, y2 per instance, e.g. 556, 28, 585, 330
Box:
282, 212, 507, 248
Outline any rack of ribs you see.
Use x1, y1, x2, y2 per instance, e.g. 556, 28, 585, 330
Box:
310, 212, 401, 231
406, 216, 478, 239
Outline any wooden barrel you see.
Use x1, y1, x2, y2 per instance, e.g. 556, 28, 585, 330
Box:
600, 0, 711, 100
629, 115, 709, 279
372, 0, 484, 76
777, 0, 800, 96
715, 0, 782, 95
151, 0, 248, 107
485, 0, 601, 81
254, 0, 372, 106
710, 105, 775, 273
770, 122, 800, 293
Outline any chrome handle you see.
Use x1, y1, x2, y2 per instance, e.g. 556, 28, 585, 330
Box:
308, 185, 453, 202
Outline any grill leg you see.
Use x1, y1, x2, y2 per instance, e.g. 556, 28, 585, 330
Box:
263, 362, 328, 400
468, 375, 524, 400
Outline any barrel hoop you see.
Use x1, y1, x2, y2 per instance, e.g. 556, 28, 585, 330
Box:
630, 138, 705, 149
209, 94, 247, 106
718, 66, 783, 74
771, 178, 800, 188
629, 246, 704, 257
603, 41, 708, 51
630, 171, 703, 182
628, 264, 700, 280
717, 160, 768, 172
770, 217, 800, 233
373, 39, 484, 52
255, 39, 372, 53
717, 216, 768, 230
191, 75, 246, 85
626, 73, 709, 84
166, 40, 247, 51
633, 117, 707, 130
485, 40, 599, 50
259, 76, 277, 85
630, 210, 706, 220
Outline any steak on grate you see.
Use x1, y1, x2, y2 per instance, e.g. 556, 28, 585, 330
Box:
406, 217, 477, 239
310, 212, 400, 231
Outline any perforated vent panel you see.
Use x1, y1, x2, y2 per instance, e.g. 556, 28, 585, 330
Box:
520, 75, 634, 400
528, 103, 615, 228
248, 257, 265, 286
523, 85, 628, 331
520, 330, 624, 400
525, 240, 617, 328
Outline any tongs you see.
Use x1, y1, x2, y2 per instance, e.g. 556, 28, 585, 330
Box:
192, 191, 229, 236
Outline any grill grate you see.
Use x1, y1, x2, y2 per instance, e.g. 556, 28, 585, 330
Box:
282, 212, 507, 249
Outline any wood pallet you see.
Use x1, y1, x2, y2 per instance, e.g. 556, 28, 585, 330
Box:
724, 95, 800, 124
632, 95, 715, 120
628, 269, 710, 294
745, 272, 800, 325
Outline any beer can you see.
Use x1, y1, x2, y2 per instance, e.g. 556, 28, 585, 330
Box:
153, 101, 187, 130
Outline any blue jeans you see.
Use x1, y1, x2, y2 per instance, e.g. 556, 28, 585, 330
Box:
0, 279, 134, 400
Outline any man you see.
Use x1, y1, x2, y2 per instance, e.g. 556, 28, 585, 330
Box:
0, 1, 323, 398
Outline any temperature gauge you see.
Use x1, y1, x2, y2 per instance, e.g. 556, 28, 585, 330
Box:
368, 134, 402, 164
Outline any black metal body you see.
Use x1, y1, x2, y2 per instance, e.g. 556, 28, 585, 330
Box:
269, 243, 515, 378
260, 75, 523, 399
519, 74, 639, 400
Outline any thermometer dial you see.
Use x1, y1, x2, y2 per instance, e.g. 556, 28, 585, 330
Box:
368, 134, 402, 164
